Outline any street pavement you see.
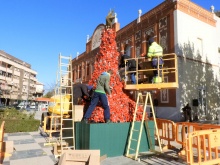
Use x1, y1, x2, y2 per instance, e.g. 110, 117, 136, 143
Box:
1, 111, 187, 165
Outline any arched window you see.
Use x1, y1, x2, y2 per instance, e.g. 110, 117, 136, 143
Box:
125, 45, 131, 57
87, 63, 90, 76
79, 65, 82, 79
136, 46, 141, 57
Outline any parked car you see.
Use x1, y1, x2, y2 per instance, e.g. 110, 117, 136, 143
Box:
30, 102, 36, 109
16, 102, 27, 110
0, 104, 7, 110
38, 103, 48, 111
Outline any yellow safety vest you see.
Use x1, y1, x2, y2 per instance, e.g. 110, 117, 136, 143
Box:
147, 42, 163, 58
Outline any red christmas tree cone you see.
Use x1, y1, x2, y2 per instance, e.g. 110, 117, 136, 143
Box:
87, 28, 145, 123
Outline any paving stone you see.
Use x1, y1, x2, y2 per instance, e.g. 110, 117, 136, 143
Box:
9, 149, 48, 160
13, 138, 35, 145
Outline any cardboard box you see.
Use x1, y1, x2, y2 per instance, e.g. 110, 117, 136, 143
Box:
73, 105, 84, 121
58, 150, 100, 165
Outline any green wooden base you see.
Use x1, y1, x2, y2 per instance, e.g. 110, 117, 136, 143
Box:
74, 121, 155, 157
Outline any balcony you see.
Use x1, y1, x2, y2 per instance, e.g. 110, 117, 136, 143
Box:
6, 68, 12, 74
29, 89, 36, 94
10, 94, 18, 99
12, 88, 18, 91
24, 74, 29, 79
0, 66, 12, 74
22, 89, 28, 93
14, 70, 20, 76
1, 86, 11, 91
30, 83, 36, 88
6, 81, 14, 86
21, 95, 27, 100
30, 76, 37, 81
0, 75, 5, 81
6, 77, 12, 82
36, 88, 44, 93
12, 79, 19, 84
0, 66, 6, 72
23, 81, 28, 86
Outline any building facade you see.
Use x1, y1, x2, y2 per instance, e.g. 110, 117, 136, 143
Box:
34, 81, 44, 98
72, 0, 220, 121
0, 50, 42, 105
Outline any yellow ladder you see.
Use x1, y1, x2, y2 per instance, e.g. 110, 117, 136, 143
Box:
52, 54, 75, 157
125, 91, 162, 160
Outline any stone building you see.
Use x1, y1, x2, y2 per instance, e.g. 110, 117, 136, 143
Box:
72, 0, 220, 121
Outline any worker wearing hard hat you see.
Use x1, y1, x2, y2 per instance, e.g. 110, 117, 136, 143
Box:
147, 37, 164, 83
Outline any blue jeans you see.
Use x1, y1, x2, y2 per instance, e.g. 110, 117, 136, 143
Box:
131, 73, 136, 84
152, 57, 164, 76
83, 92, 110, 120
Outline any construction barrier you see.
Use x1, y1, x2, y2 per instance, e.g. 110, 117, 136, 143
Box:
176, 122, 220, 156
150, 118, 176, 149
144, 118, 220, 163
176, 122, 199, 150
186, 129, 220, 165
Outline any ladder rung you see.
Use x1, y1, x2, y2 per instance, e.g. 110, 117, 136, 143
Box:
60, 85, 72, 87
61, 127, 74, 130
63, 146, 75, 149
60, 64, 70, 67
133, 129, 139, 132
62, 119, 73, 121
60, 55, 71, 59
62, 137, 74, 140
51, 123, 62, 126
128, 148, 135, 151
131, 138, 137, 141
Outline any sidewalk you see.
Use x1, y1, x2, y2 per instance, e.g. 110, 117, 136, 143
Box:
1, 111, 187, 165
2, 130, 187, 165
2, 130, 56, 165
2, 129, 143, 165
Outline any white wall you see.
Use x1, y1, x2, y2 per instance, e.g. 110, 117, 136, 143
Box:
158, 10, 220, 122
172, 9, 220, 121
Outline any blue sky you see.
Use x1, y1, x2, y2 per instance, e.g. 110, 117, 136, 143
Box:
0, 0, 219, 93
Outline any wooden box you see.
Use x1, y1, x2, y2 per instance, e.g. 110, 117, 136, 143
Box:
73, 105, 84, 121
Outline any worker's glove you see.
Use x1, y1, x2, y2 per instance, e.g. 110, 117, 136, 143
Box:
88, 96, 92, 101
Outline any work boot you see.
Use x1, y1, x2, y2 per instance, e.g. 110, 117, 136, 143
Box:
152, 76, 162, 83
105, 119, 111, 123
82, 118, 88, 124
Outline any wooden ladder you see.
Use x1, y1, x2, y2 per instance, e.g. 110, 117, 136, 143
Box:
53, 54, 75, 157
125, 91, 162, 160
